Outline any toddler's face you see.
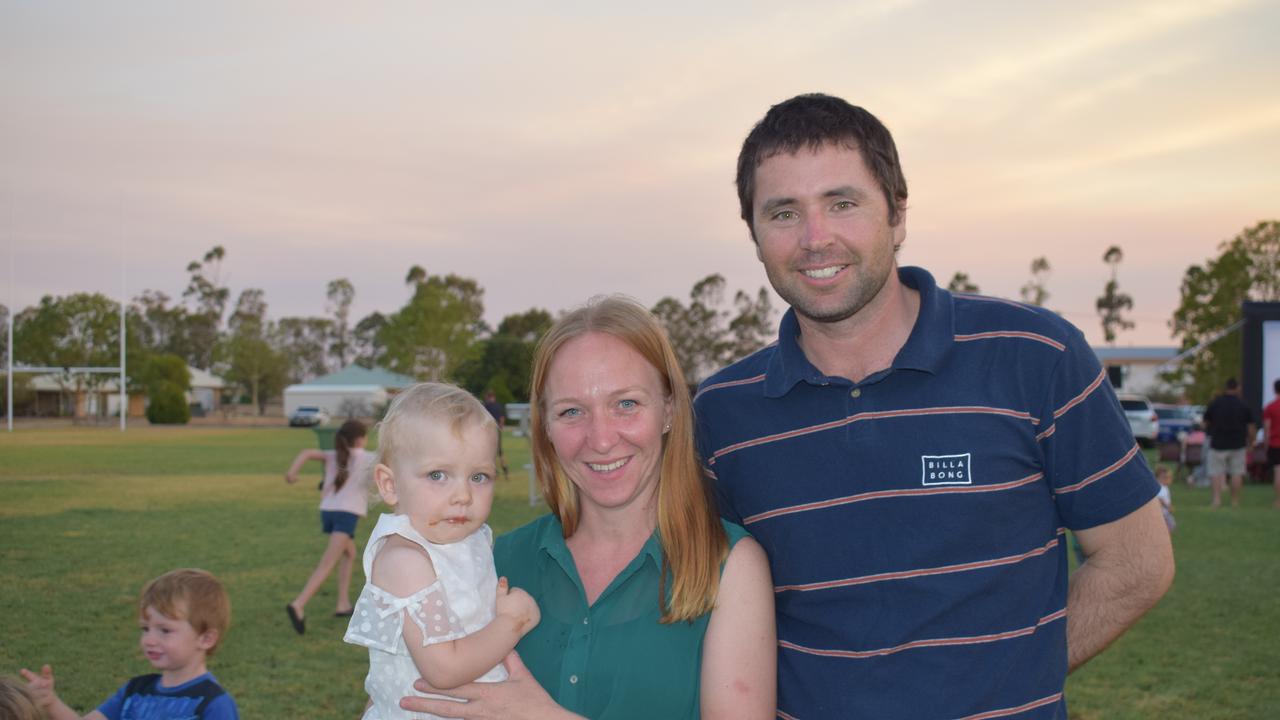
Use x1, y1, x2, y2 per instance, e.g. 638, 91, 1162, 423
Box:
138, 605, 214, 676
376, 417, 497, 544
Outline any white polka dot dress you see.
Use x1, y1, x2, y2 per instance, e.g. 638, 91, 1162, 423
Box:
344, 513, 508, 719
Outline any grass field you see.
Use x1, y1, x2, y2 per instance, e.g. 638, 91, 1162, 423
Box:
1, 426, 1278, 718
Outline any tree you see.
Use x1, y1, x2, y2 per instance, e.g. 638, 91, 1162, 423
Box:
275, 316, 333, 383
378, 269, 485, 381
11, 293, 126, 418
1020, 257, 1051, 306
326, 278, 355, 369
455, 308, 552, 402
1096, 246, 1134, 345
182, 246, 230, 369
947, 272, 980, 294
651, 274, 775, 385
1169, 220, 1280, 401
352, 311, 388, 369
221, 289, 287, 414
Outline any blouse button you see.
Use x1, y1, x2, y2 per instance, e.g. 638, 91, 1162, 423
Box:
582, 617, 589, 625
569, 675, 579, 684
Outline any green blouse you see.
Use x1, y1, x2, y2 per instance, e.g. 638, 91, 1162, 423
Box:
494, 515, 750, 720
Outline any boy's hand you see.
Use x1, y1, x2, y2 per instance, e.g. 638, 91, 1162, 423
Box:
285, 472, 298, 484
19, 664, 57, 709
494, 577, 540, 634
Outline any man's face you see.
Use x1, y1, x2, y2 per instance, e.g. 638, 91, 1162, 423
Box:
750, 142, 905, 326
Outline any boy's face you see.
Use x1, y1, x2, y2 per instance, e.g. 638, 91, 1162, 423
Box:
374, 417, 497, 545
139, 605, 216, 678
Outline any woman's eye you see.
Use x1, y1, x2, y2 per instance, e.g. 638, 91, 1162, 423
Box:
559, 407, 582, 418
618, 399, 637, 410
428, 470, 446, 482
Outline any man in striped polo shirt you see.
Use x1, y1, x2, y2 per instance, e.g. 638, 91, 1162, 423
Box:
694, 94, 1175, 718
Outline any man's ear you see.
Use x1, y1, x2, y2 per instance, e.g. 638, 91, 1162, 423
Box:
374, 463, 398, 506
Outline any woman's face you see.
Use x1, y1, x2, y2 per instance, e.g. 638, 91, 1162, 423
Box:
542, 332, 672, 518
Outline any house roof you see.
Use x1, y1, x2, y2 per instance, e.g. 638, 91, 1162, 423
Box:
1091, 346, 1178, 363
287, 364, 417, 390
188, 367, 226, 389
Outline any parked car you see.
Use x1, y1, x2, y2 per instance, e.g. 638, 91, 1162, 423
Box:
1153, 404, 1199, 444
1117, 394, 1158, 447
288, 406, 330, 427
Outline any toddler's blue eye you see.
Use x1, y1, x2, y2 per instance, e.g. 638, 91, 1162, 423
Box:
471, 473, 492, 484
428, 470, 446, 481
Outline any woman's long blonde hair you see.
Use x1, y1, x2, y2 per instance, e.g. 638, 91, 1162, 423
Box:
530, 295, 728, 623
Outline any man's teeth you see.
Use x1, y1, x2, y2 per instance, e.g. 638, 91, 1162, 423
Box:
803, 265, 846, 279
588, 458, 628, 472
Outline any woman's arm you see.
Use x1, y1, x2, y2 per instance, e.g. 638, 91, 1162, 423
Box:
700, 536, 776, 720
400, 651, 585, 720
284, 449, 327, 483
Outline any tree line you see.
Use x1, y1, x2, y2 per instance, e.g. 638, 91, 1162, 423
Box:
0, 246, 776, 417
943, 220, 1278, 402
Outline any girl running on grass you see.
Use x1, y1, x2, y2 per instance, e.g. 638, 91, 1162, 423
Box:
284, 418, 372, 634
343, 383, 539, 719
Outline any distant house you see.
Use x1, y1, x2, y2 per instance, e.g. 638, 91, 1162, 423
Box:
1092, 346, 1178, 396
187, 367, 227, 416
282, 364, 418, 419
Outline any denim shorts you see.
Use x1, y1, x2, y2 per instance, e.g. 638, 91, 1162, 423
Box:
320, 510, 359, 538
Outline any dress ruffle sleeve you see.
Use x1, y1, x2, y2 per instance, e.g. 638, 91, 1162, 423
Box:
344, 579, 467, 652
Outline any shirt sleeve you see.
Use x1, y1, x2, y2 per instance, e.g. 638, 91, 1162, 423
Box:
344, 579, 466, 652
694, 394, 744, 525
200, 693, 240, 720
1037, 326, 1160, 529
95, 681, 128, 720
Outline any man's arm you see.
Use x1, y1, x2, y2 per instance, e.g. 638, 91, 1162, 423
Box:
1067, 497, 1174, 672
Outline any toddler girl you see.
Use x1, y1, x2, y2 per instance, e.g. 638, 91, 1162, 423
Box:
344, 383, 539, 719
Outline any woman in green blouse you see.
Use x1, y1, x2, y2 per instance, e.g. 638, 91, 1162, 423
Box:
402, 296, 776, 719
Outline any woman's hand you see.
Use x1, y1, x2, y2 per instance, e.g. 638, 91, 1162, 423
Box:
399, 651, 582, 720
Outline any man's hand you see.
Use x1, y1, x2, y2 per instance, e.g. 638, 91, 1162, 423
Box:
1068, 497, 1175, 672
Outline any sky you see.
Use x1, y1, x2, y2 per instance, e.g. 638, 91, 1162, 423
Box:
3, 0, 1278, 348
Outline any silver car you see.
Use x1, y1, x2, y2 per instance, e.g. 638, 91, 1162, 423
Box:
1117, 394, 1158, 447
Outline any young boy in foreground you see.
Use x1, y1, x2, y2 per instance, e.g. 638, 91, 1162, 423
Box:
21, 568, 239, 720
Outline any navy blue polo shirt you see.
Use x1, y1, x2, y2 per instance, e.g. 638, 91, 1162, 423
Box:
694, 267, 1158, 719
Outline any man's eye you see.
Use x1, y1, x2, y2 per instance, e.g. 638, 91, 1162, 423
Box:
772, 210, 797, 221
832, 200, 854, 211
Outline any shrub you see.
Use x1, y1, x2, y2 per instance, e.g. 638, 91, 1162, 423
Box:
146, 381, 191, 425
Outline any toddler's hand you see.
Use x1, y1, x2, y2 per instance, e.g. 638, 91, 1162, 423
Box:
494, 577, 540, 634
19, 664, 58, 710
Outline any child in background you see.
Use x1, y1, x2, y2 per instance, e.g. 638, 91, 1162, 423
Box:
284, 419, 372, 634
0, 674, 46, 720
20, 568, 238, 720
1156, 466, 1176, 533
344, 383, 539, 720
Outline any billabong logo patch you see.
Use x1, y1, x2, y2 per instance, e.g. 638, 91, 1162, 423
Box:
921, 453, 972, 486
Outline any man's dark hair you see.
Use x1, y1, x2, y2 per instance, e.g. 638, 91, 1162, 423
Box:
1225, 377, 1239, 390
736, 93, 909, 236
1273, 378, 1280, 395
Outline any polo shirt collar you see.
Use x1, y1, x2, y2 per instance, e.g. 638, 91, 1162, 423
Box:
762, 265, 953, 397
535, 513, 664, 571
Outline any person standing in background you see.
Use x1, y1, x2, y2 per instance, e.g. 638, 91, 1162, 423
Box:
1203, 378, 1257, 508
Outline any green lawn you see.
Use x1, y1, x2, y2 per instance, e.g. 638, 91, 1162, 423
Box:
1, 429, 1277, 718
